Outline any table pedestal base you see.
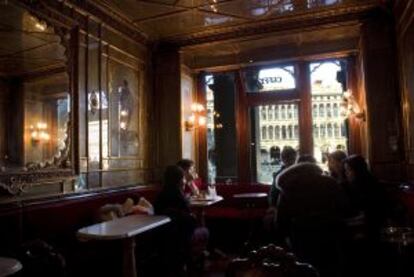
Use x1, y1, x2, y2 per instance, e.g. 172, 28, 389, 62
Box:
123, 237, 137, 277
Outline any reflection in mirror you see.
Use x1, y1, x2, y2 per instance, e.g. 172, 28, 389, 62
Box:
0, 2, 69, 172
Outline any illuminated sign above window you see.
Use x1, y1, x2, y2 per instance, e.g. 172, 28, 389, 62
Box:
244, 66, 296, 93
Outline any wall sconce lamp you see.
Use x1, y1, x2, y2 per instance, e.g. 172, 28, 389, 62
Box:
30, 122, 50, 144
185, 103, 206, 131
340, 90, 366, 121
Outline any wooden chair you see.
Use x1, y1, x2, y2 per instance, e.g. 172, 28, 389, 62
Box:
226, 244, 319, 277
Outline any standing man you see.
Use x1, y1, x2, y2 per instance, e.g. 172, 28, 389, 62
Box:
268, 146, 297, 206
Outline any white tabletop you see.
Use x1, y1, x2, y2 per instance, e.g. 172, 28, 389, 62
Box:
0, 257, 22, 277
77, 214, 171, 240
190, 195, 223, 208
233, 193, 267, 199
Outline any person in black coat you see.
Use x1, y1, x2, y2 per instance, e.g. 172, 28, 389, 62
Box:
275, 159, 350, 277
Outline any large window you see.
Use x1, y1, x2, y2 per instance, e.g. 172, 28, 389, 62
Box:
253, 103, 299, 184
310, 61, 348, 165
202, 59, 350, 184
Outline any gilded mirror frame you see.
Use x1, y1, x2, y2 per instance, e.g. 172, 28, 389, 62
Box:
0, 0, 78, 195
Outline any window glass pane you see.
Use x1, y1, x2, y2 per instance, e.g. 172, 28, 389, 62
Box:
206, 73, 238, 183
310, 61, 348, 167
244, 66, 295, 92
252, 103, 299, 184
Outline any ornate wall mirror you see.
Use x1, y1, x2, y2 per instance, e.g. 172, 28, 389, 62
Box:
0, 1, 73, 195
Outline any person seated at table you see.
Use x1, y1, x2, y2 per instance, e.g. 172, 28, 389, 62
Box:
342, 155, 391, 277
154, 165, 197, 275
343, 155, 388, 238
177, 159, 201, 198
328, 150, 347, 183
275, 156, 350, 277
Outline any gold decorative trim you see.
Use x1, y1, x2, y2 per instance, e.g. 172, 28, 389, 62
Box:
62, 0, 148, 44
0, 170, 73, 196
162, 3, 378, 46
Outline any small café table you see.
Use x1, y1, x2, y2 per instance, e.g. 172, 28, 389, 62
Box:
0, 257, 22, 277
232, 192, 267, 248
190, 196, 223, 226
233, 192, 267, 200
77, 214, 170, 277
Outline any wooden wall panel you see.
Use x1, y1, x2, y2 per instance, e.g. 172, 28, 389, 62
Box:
347, 55, 365, 156
360, 14, 404, 180
0, 80, 10, 164
396, 0, 414, 181
153, 46, 182, 178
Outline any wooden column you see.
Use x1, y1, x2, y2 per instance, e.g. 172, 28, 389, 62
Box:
346, 55, 363, 156
297, 62, 313, 155
360, 13, 403, 180
153, 45, 182, 175
236, 71, 250, 183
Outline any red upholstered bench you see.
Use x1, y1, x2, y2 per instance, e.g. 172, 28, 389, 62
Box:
0, 185, 160, 254
0, 185, 163, 275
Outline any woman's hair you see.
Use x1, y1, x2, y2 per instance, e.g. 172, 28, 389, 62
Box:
176, 159, 195, 171
163, 165, 184, 190
344, 154, 371, 179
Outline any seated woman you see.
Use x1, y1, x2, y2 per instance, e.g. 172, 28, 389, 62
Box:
343, 155, 388, 238
327, 150, 347, 183
177, 159, 202, 197
154, 165, 197, 275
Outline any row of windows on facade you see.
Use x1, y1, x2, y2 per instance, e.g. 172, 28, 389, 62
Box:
261, 125, 299, 140
260, 105, 298, 121
261, 102, 342, 121
311, 95, 342, 102
261, 123, 346, 141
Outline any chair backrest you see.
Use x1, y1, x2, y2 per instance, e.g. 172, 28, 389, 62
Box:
226, 244, 319, 277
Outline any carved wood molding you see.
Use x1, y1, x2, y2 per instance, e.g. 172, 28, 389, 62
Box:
162, 3, 378, 46
16, 0, 149, 47
63, 0, 149, 45
0, 170, 73, 196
